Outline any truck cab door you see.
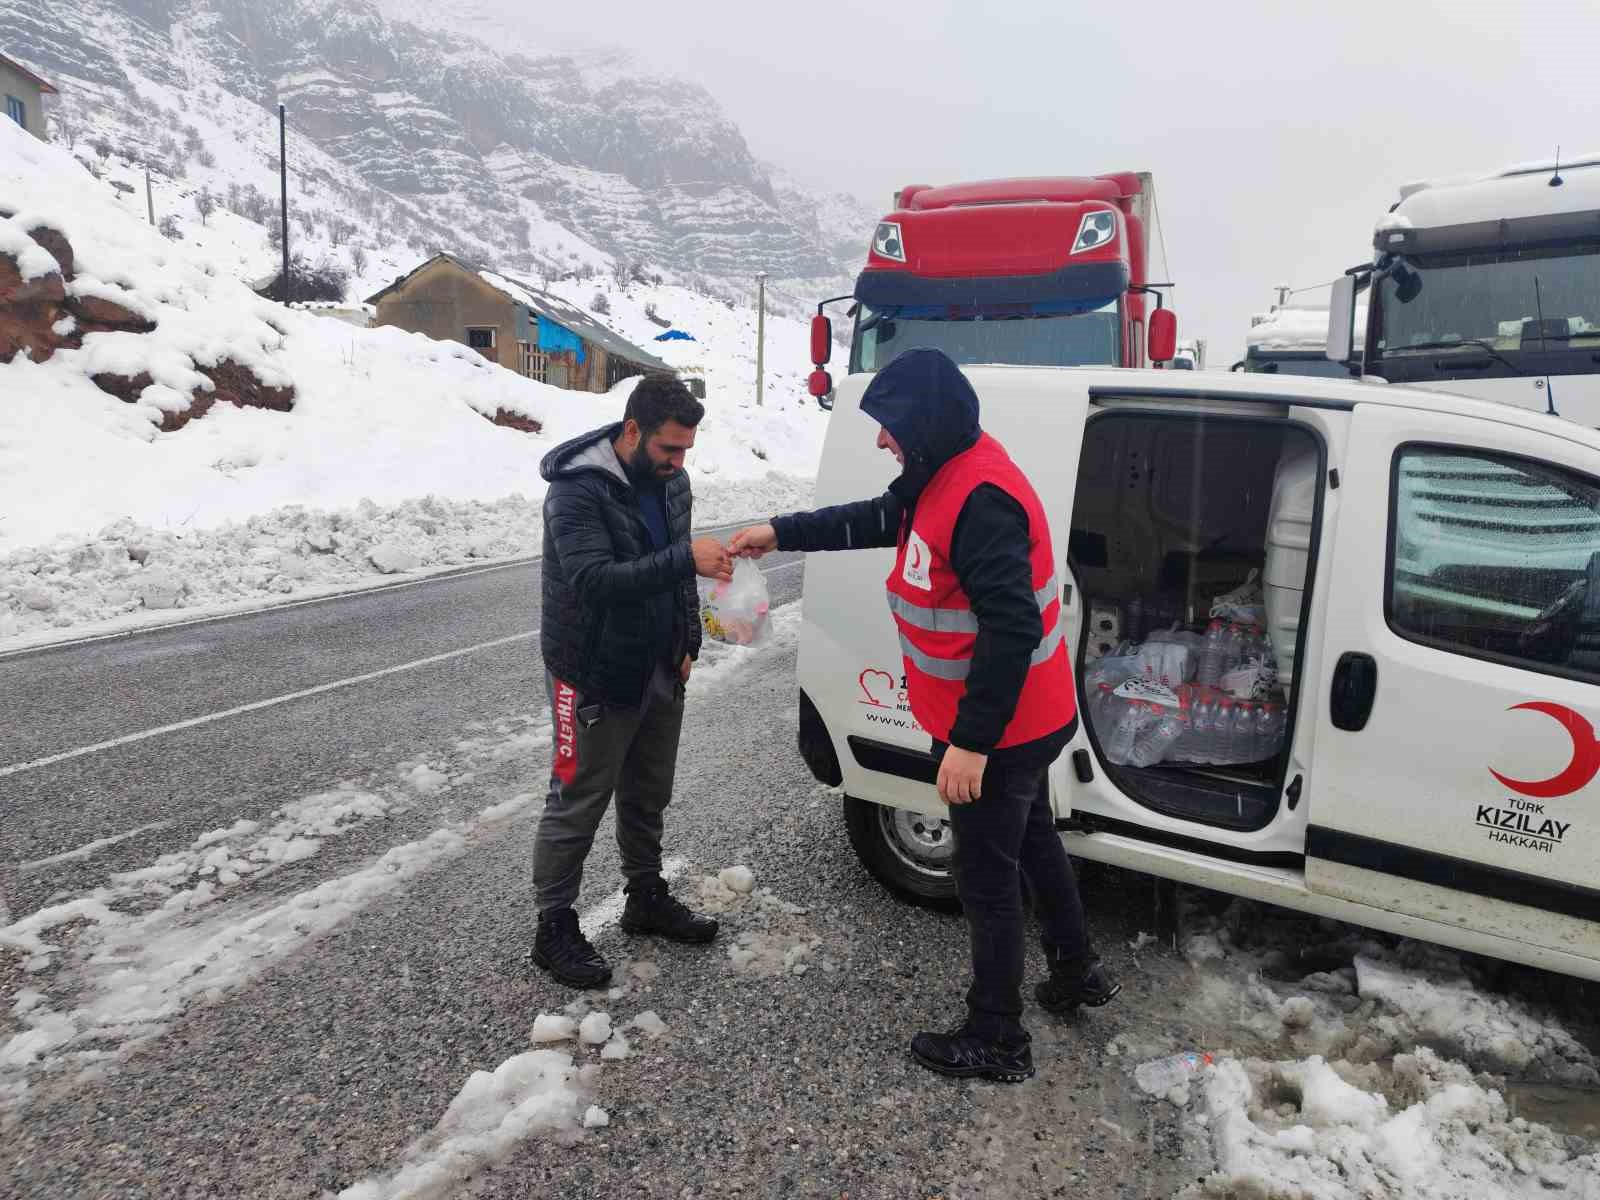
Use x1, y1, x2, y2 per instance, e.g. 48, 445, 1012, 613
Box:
1306, 402, 1600, 962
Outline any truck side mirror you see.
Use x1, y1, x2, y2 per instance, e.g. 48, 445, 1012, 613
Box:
1327, 276, 1357, 364
1148, 308, 1177, 363
808, 369, 833, 403
810, 313, 832, 366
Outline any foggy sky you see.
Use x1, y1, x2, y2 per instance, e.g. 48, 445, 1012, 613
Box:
462, 0, 1593, 365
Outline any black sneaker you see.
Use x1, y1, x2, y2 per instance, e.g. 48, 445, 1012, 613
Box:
1035, 957, 1121, 1014
619, 878, 719, 944
909, 1024, 1035, 1083
531, 907, 612, 989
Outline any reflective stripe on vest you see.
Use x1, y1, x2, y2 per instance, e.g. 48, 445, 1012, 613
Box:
896, 606, 1067, 680
884, 573, 1058, 636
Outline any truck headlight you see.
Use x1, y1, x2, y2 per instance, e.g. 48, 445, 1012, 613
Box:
873, 221, 906, 263
1072, 211, 1117, 254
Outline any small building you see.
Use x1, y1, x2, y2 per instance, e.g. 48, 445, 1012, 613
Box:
1, 51, 57, 142
366, 254, 671, 392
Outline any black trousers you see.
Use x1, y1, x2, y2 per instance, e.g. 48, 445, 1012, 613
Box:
944, 757, 1095, 1042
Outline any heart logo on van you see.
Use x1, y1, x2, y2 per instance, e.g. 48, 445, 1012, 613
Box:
1489, 702, 1600, 799
858, 668, 897, 708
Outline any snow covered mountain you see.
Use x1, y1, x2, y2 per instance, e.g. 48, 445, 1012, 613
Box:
0, 0, 874, 306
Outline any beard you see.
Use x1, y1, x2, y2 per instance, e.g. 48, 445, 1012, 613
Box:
624, 439, 675, 485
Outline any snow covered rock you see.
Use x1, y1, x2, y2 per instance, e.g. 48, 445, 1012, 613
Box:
366, 541, 421, 574
718, 865, 755, 894
136, 567, 185, 610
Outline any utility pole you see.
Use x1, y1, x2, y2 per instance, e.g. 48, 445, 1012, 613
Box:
278, 103, 291, 305
755, 271, 768, 407
144, 166, 154, 226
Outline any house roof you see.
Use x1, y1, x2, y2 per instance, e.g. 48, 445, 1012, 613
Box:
367, 253, 671, 373
1, 51, 59, 94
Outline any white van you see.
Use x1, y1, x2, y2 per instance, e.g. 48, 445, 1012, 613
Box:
795, 366, 1600, 981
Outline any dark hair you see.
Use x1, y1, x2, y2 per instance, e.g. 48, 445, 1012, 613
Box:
624, 374, 704, 435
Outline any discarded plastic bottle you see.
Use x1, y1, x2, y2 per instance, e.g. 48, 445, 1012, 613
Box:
1134, 1051, 1215, 1095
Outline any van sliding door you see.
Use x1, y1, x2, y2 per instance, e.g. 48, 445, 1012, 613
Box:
1307, 404, 1600, 961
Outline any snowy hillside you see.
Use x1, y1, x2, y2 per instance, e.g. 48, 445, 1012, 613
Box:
0, 120, 827, 643
0, 0, 875, 304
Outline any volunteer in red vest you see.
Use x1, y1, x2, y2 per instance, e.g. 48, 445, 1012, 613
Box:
732, 347, 1119, 1082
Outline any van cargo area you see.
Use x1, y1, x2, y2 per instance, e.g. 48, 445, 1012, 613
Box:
1069, 412, 1319, 831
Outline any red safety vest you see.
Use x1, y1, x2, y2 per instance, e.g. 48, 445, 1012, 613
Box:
885, 433, 1076, 749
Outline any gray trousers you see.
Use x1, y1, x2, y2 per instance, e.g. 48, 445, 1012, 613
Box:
532, 662, 685, 912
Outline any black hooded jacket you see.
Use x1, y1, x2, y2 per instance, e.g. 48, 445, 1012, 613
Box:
539, 423, 701, 706
771, 349, 1072, 763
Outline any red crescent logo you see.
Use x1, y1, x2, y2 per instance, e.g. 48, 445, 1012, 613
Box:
1489, 702, 1600, 798
911, 543, 923, 570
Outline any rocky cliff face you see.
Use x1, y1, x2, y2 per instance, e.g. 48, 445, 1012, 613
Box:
1, 0, 872, 287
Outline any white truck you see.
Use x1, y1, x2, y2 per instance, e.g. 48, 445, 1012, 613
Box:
1236, 305, 1362, 378
795, 365, 1600, 982
1328, 153, 1600, 425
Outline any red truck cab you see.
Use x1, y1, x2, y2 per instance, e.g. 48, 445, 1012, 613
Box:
809, 174, 1177, 398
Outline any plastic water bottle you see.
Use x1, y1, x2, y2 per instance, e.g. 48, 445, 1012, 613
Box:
1232, 701, 1257, 762
1216, 700, 1241, 764
1187, 693, 1215, 763
1196, 621, 1226, 687
1130, 708, 1184, 768
1255, 703, 1283, 760
1220, 625, 1244, 680
1134, 1051, 1214, 1095
1102, 698, 1146, 765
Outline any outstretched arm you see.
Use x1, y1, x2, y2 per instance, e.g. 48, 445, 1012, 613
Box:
731, 492, 903, 557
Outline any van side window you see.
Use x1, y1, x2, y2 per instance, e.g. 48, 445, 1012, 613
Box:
1388, 445, 1600, 682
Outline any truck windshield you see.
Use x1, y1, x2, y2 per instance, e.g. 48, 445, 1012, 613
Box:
850, 300, 1122, 373
1374, 244, 1600, 381
1244, 353, 1351, 379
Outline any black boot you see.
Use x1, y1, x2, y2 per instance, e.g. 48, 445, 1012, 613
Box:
909, 1024, 1035, 1083
1035, 956, 1121, 1014
531, 907, 612, 989
619, 877, 719, 943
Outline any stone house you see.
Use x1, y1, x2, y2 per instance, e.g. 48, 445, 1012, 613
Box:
366, 254, 671, 392
1, 51, 56, 142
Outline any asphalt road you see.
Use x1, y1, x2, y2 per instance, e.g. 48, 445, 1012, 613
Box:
0, 526, 1207, 1200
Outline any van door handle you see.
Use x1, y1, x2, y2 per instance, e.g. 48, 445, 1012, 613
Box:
1330, 652, 1377, 731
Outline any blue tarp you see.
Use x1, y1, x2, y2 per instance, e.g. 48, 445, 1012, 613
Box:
654, 329, 696, 342
537, 315, 585, 363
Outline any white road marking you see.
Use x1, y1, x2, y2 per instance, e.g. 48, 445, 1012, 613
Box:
18, 820, 175, 874
0, 631, 539, 780
0, 555, 804, 782
578, 856, 690, 939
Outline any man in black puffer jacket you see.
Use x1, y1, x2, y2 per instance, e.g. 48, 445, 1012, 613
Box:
531, 375, 732, 989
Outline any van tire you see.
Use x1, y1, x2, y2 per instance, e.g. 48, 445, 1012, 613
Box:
843, 797, 959, 909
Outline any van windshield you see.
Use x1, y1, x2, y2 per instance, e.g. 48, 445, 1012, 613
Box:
850, 300, 1122, 373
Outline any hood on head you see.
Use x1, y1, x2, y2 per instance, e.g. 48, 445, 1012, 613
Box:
859, 348, 980, 474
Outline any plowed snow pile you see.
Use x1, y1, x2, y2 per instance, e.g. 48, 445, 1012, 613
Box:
0, 119, 823, 642
1158, 896, 1600, 1198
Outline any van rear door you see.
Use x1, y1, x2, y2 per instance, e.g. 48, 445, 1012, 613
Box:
1306, 401, 1600, 962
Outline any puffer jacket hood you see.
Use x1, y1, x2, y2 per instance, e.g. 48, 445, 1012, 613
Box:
859, 348, 981, 482
541, 422, 629, 486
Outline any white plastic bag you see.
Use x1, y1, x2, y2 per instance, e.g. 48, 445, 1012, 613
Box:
698, 558, 771, 646
1210, 569, 1266, 626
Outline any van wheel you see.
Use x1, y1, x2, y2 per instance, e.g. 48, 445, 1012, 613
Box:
843, 797, 959, 909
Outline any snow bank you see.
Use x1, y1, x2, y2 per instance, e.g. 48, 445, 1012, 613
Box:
1196, 1049, 1600, 1199
1170, 896, 1600, 1197
0, 118, 828, 640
